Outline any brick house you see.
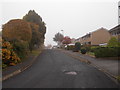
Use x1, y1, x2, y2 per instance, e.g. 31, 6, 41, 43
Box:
109, 25, 120, 42
77, 28, 111, 46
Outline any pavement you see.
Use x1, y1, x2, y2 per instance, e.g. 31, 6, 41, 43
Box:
59, 49, 119, 81
3, 49, 119, 88
2, 50, 42, 81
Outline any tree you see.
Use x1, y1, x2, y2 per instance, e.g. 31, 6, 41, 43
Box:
28, 22, 43, 51
23, 10, 46, 49
23, 10, 42, 25
107, 37, 120, 47
2, 19, 32, 43
62, 36, 71, 45
23, 10, 46, 35
53, 32, 64, 45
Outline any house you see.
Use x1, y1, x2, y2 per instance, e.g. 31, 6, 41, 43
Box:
71, 38, 76, 44
78, 28, 111, 46
109, 25, 120, 42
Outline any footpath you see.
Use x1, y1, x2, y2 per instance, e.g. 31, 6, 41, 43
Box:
2, 49, 43, 81
59, 49, 119, 84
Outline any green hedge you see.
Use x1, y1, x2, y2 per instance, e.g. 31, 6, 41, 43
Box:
94, 47, 120, 58
67, 45, 75, 50
90, 46, 100, 52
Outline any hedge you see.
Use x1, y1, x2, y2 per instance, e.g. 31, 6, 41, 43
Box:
67, 45, 75, 50
94, 47, 120, 58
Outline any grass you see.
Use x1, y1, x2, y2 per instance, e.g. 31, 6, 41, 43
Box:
31, 49, 42, 56
87, 52, 95, 56
115, 75, 120, 81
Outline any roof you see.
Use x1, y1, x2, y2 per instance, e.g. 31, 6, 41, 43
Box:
80, 27, 108, 38
75, 27, 108, 41
109, 25, 120, 33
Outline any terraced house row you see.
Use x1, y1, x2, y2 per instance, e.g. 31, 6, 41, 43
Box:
75, 25, 120, 46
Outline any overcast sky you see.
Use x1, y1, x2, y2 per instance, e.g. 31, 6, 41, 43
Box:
0, 0, 119, 46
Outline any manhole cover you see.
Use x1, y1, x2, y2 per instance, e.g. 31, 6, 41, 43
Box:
64, 71, 77, 75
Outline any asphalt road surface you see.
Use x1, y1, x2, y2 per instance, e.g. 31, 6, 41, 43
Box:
3, 49, 118, 88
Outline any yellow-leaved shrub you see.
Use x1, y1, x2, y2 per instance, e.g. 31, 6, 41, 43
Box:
2, 40, 21, 68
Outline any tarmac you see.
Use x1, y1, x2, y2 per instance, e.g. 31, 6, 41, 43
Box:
59, 49, 120, 84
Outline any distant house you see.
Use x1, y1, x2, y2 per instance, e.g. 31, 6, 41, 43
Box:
77, 28, 111, 46
109, 25, 120, 42
71, 38, 76, 44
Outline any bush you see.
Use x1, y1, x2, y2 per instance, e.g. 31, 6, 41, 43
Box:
12, 40, 29, 59
90, 46, 100, 52
67, 45, 74, 50
81, 45, 91, 52
2, 19, 32, 43
107, 37, 120, 47
2, 40, 21, 68
94, 47, 120, 58
81, 48, 87, 54
74, 42, 81, 52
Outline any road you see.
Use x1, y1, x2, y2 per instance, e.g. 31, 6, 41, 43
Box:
3, 49, 118, 88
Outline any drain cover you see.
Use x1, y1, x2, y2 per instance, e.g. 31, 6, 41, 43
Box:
65, 71, 77, 75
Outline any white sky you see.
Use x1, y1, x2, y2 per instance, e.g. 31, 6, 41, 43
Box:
0, 0, 119, 46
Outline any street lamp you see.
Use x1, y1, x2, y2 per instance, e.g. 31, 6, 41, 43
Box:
61, 30, 64, 36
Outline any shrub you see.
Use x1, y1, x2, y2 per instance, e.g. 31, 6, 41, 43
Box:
2, 40, 21, 68
81, 48, 87, 54
2, 19, 32, 43
107, 37, 120, 47
12, 40, 29, 59
67, 45, 74, 50
2, 63, 7, 69
74, 42, 81, 52
90, 46, 100, 52
94, 47, 120, 58
82, 45, 91, 52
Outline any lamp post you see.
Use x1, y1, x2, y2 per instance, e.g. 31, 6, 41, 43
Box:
61, 30, 64, 36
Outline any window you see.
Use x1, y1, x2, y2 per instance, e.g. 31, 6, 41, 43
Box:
88, 42, 91, 45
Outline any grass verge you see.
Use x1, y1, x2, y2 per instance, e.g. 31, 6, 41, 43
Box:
31, 49, 42, 56
115, 75, 120, 81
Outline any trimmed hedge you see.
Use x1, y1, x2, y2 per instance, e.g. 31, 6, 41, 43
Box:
94, 47, 120, 58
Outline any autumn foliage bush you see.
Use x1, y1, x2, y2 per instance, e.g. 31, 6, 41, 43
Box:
2, 19, 32, 43
2, 40, 21, 68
